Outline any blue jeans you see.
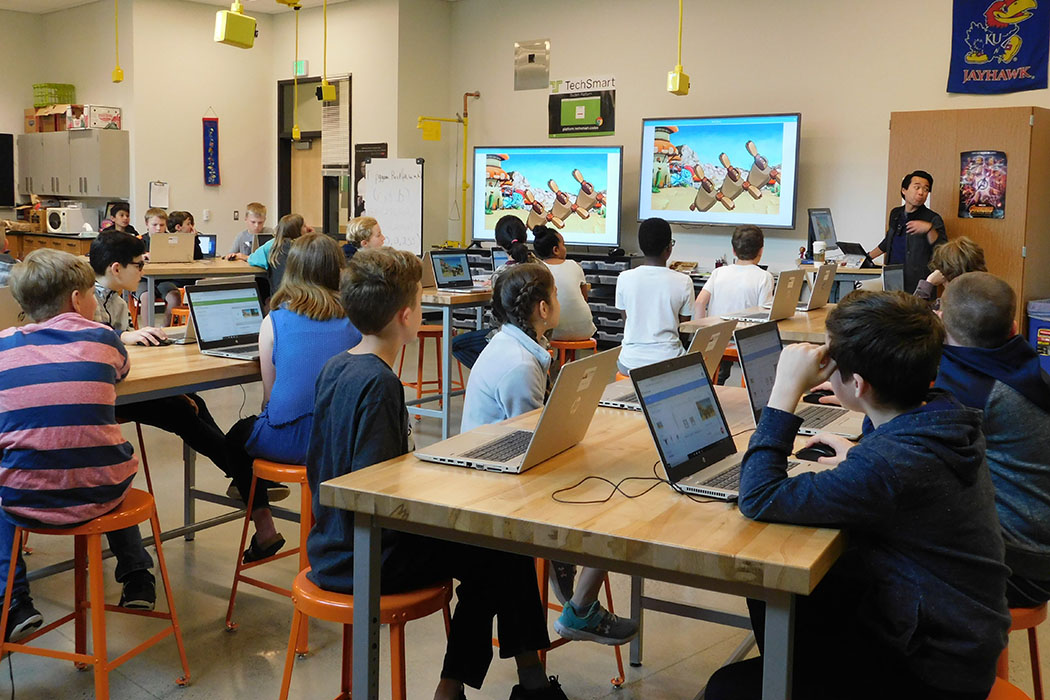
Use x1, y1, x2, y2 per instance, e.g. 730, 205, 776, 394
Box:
0, 513, 153, 606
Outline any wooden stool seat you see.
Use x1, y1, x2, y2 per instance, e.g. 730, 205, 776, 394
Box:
0, 488, 190, 699
997, 603, 1046, 700
279, 568, 453, 700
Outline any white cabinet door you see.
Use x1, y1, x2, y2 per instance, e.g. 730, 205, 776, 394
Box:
69, 130, 129, 198
16, 134, 44, 195
41, 132, 71, 196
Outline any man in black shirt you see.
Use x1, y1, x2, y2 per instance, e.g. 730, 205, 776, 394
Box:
868, 170, 947, 293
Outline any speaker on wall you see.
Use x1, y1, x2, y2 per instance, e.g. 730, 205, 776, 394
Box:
0, 134, 13, 207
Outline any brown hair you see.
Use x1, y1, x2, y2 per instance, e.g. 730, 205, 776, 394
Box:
11, 248, 95, 322
345, 216, 379, 245
245, 202, 266, 218
341, 247, 421, 334
731, 225, 764, 261
492, 263, 555, 340
269, 234, 346, 321
940, 272, 1015, 348
269, 213, 306, 266
929, 236, 987, 282
144, 207, 167, 225
166, 210, 194, 233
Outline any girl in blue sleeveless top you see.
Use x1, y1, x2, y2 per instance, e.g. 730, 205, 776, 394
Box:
226, 234, 361, 562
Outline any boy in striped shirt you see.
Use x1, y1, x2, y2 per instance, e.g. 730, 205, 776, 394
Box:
0, 249, 154, 642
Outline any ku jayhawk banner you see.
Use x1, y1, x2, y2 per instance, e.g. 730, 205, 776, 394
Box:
948, 0, 1050, 93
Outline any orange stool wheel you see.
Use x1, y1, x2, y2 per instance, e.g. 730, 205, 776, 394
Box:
997, 604, 1046, 700
278, 569, 452, 700
397, 325, 465, 408
549, 338, 598, 370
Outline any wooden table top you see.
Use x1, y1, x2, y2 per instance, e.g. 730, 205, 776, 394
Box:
119, 339, 259, 401
681, 306, 831, 344
142, 259, 264, 276
320, 386, 845, 596
797, 263, 882, 276
421, 287, 493, 306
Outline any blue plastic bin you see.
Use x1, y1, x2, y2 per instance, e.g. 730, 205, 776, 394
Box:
1027, 299, 1050, 373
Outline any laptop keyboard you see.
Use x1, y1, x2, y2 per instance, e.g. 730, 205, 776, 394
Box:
460, 430, 534, 462
614, 391, 637, 404
226, 344, 259, 355
700, 460, 800, 491
796, 405, 844, 430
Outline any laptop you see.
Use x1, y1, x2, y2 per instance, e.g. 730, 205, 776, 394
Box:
722, 269, 806, 323
148, 233, 196, 263
184, 281, 264, 360
0, 287, 27, 330
734, 321, 863, 439
197, 234, 217, 259
169, 275, 264, 343
631, 350, 829, 500
882, 264, 905, 292
250, 233, 274, 252
430, 250, 488, 292
836, 241, 876, 269
797, 263, 837, 311
491, 249, 510, 270
415, 347, 621, 473
421, 251, 436, 288
599, 320, 737, 411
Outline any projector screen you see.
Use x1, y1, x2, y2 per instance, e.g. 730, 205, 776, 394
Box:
638, 113, 801, 229
471, 146, 622, 247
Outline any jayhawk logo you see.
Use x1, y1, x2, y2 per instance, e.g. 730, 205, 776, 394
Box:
965, 0, 1037, 64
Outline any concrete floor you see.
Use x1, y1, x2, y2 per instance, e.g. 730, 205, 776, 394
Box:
4, 341, 1047, 699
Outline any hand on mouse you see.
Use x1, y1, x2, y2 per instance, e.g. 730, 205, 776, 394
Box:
123, 327, 167, 346
799, 433, 853, 465
806, 381, 843, 406
768, 343, 837, 414
224, 253, 247, 261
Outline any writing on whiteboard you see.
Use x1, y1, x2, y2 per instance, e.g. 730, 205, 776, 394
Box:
362, 158, 423, 255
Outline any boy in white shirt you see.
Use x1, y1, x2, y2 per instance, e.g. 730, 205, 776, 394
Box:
694, 225, 774, 383
614, 218, 694, 374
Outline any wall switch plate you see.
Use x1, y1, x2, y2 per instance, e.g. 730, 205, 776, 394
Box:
202, 208, 212, 222
233, 210, 239, 220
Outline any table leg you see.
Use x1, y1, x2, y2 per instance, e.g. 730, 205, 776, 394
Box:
629, 575, 644, 666
352, 512, 381, 700
762, 591, 795, 700
146, 276, 156, 327
441, 307, 452, 440
183, 442, 196, 541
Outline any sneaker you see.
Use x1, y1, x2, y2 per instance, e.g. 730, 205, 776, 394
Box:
548, 562, 576, 605
226, 480, 291, 503
119, 570, 156, 611
508, 676, 569, 700
553, 600, 638, 646
5, 598, 42, 642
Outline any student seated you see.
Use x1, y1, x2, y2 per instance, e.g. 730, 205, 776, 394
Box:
706, 290, 1010, 700
342, 216, 386, 261
693, 224, 774, 383
166, 210, 205, 260
135, 208, 182, 326
225, 234, 361, 563
614, 217, 693, 375
307, 247, 568, 700
868, 169, 947, 294
100, 201, 139, 236
0, 250, 157, 641
248, 213, 308, 298
534, 226, 596, 342
937, 272, 1050, 608
914, 235, 986, 307
226, 201, 268, 261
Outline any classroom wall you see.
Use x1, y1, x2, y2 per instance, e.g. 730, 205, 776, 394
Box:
0, 11, 45, 137
446, 0, 1050, 271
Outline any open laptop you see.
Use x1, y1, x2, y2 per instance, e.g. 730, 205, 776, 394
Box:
169, 275, 263, 343
415, 347, 620, 473
430, 250, 488, 292
797, 263, 837, 311
197, 234, 217, 259
836, 241, 876, 269
250, 233, 274, 252
0, 287, 27, 330
421, 251, 436, 288
722, 269, 805, 323
148, 233, 196, 263
631, 350, 828, 500
491, 249, 510, 270
184, 281, 264, 360
734, 321, 863, 439
882, 264, 905, 292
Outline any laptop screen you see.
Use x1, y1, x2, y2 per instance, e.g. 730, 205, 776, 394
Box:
186, 285, 263, 345
634, 361, 731, 473
491, 249, 509, 269
883, 264, 905, 292
735, 323, 782, 424
197, 234, 217, 257
431, 252, 473, 287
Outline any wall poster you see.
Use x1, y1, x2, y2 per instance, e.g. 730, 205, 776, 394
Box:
959, 150, 1007, 219
548, 75, 615, 138
354, 142, 388, 216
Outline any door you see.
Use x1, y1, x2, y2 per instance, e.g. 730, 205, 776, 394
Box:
290, 139, 323, 230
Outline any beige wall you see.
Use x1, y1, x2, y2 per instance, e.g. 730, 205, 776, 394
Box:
0, 11, 45, 136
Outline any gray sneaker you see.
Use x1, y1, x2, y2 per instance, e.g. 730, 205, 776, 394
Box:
553, 600, 638, 646
548, 562, 576, 605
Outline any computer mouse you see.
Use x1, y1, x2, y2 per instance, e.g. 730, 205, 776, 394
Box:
802, 389, 835, 404
796, 443, 837, 462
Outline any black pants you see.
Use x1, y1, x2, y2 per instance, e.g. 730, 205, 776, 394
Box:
716, 358, 734, 386
451, 328, 491, 369
224, 416, 270, 512
359, 534, 550, 690
116, 393, 228, 475
705, 593, 990, 700
1006, 573, 1050, 608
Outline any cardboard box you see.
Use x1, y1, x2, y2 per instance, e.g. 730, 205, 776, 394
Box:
26, 104, 76, 132
23, 109, 37, 133
70, 105, 121, 130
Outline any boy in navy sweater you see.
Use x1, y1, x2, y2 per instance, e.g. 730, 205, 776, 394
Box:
707, 291, 1010, 700
306, 247, 566, 700
937, 272, 1050, 608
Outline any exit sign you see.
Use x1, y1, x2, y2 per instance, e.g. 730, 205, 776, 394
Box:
293, 59, 308, 77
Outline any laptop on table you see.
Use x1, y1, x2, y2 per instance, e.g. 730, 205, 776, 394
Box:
148, 233, 196, 263
836, 241, 877, 269
415, 347, 620, 473
430, 250, 488, 292
630, 351, 829, 501
882, 264, 905, 292
491, 249, 510, 270
734, 321, 863, 439
722, 269, 806, 323
196, 234, 217, 259
184, 281, 265, 361
797, 263, 837, 311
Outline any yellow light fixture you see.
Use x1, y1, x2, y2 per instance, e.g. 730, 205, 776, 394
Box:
111, 0, 123, 83
667, 0, 690, 95
317, 0, 336, 101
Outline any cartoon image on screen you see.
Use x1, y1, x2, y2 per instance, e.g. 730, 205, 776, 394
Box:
438, 258, 466, 278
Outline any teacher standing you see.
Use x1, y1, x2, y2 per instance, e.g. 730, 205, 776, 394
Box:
868, 170, 947, 294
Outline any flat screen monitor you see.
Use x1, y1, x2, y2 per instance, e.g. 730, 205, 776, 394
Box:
638, 113, 801, 229
806, 208, 837, 258
471, 145, 622, 247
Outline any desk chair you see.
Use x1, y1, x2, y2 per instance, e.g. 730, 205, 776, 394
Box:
998, 603, 1046, 700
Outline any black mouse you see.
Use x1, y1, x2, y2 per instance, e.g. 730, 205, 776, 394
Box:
796, 443, 837, 461
135, 337, 173, 347
802, 389, 834, 404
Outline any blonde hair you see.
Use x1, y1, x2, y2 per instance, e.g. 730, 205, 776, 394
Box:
269, 234, 346, 321
930, 237, 987, 282
246, 202, 266, 218
269, 213, 306, 266
144, 207, 167, 225
11, 248, 94, 322
346, 217, 379, 245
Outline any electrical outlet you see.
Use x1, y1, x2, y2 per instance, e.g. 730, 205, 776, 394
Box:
233, 210, 239, 221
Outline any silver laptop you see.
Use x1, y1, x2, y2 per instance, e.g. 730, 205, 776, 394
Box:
797, 263, 837, 311
0, 287, 28, 330
599, 320, 736, 411
250, 233, 274, 253
430, 250, 487, 292
723, 269, 805, 323
184, 281, 264, 361
491, 249, 510, 270
148, 233, 196, 263
882, 264, 905, 292
170, 276, 262, 343
631, 350, 828, 500
415, 347, 621, 473
421, 251, 436, 288
734, 321, 863, 439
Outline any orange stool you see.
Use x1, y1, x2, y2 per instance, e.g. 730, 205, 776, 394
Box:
226, 459, 313, 653
615, 372, 630, 382
0, 489, 190, 699
997, 604, 1046, 700
549, 338, 598, 370
989, 677, 1035, 699
398, 325, 465, 403
278, 568, 452, 700
170, 288, 189, 327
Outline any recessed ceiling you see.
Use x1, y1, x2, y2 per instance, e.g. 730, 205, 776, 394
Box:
0, 0, 344, 14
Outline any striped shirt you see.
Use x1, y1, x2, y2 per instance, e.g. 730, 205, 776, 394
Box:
0, 312, 137, 527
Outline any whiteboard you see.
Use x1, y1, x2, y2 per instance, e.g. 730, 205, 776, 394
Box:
362, 157, 423, 255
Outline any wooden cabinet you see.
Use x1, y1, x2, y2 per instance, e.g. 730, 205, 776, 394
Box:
16, 131, 129, 198
9, 233, 93, 258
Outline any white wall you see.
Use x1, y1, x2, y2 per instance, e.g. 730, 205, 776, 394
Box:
0, 11, 45, 136
447, 0, 1050, 271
